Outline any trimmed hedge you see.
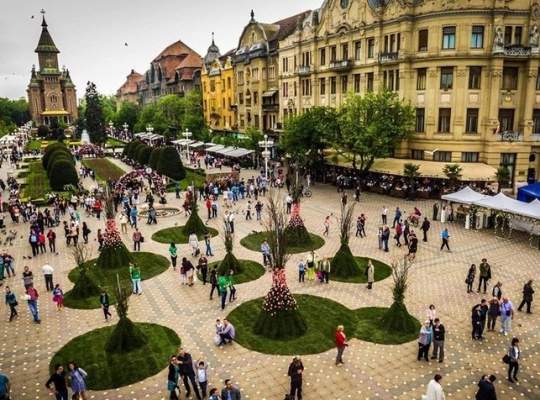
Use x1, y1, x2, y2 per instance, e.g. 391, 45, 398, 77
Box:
49, 159, 79, 190
136, 145, 152, 165
148, 147, 163, 170
42, 143, 72, 169
157, 146, 185, 180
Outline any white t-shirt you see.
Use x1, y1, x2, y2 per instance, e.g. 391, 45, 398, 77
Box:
197, 368, 207, 383
42, 264, 54, 275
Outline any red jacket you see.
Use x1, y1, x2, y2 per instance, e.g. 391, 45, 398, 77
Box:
335, 330, 346, 347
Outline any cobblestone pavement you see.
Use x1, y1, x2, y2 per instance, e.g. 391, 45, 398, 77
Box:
1, 159, 539, 400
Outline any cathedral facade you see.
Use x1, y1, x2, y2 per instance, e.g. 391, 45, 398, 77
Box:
27, 15, 78, 127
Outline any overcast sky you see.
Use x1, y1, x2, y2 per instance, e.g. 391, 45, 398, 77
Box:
0, 0, 322, 100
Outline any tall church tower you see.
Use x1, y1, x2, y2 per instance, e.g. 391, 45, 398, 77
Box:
27, 11, 78, 127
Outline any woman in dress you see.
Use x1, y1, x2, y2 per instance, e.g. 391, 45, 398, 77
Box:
68, 362, 88, 400
188, 232, 199, 256
52, 284, 64, 311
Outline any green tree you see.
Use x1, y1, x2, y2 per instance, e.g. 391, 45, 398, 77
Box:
403, 163, 420, 199
157, 95, 185, 138
101, 95, 118, 125
134, 103, 167, 134
282, 107, 336, 173
157, 146, 186, 180
183, 90, 206, 139
0, 97, 30, 135
84, 82, 106, 144
335, 91, 414, 175
443, 164, 463, 187
496, 166, 511, 192
115, 102, 140, 131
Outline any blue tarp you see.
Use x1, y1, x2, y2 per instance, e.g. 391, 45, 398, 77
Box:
517, 182, 540, 202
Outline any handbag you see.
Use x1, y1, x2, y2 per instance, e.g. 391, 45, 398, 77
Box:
140, 236, 145, 243
502, 354, 510, 364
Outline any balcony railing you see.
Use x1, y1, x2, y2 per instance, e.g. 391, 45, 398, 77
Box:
499, 131, 523, 142
531, 133, 540, 141
504, 45, 531, 57
328, 59, 353, 72
262, 103, 279, 112
298, 65, 311, 76
378, 51, 399, 63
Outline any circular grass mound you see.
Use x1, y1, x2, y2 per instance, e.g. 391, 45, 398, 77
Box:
240, 231, 325, 254
152, 226, 218, 244
64, 252, 169, 309
331, 257, 392, 284
201, 259, 265, 284
50, 323, 180, 390
227, 294, 419, 355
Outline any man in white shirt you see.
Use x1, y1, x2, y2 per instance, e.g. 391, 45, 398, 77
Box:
381, 206, 388, 225
228, 212, 235, 234
42, 264, 54, 292
424, 374, 445, 400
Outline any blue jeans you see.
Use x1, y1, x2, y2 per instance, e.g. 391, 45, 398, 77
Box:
206, 243, 213, 256
132, 278, 142, 294
27, 300, 40, 321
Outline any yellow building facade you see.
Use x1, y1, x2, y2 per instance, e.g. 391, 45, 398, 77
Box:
278, 0, 540, 186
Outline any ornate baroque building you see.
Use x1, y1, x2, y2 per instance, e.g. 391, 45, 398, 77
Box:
27, 14, 78, 126
201, 35, 237, 132
233, 10, 311, 135
278, 0, 540, 186
135, 40, 202, 105
116, 70, 144, 104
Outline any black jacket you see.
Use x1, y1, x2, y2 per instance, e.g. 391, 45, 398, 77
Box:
433, 324, 445, 341
475, 379, 497, 400
45, 372, 67, 392
168, 364, 178, 382
178, 352, 195, 376
288, 361, 304, 383
523, 283, 534, 302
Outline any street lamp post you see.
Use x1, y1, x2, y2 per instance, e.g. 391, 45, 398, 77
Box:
258, 134, 274, 180
122, 122, 129, 139
108, 120, 114, 137
182, 128, 192, 160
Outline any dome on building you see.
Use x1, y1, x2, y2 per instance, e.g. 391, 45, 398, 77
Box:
367, 0, 391, 9
204, 33, 221, 67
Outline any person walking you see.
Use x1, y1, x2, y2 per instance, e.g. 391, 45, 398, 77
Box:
261, 240, 271, 267
119, 212, 128, 234
417, 321, 432, 361
424, 374, 445, 400
366, 260, 374, 290
478, 259, 492, 294
5, 286, 18, 322
22, 265, 34, 290
298, 260, 305, 283
517, 280, 534, 313
381, 226, 390, 252
440, 228, 450, 251
178, 348, 202, 400
218, 272, 229, 310
47, 229, 56, 253
204, 233, 213, 257
466, 264, 476, 293
99, 290, 112, 321
167, 355, 180, 400
492, 282, 503, 300
198, 256, 208, 285
421, 217, 431, 242
472, 304, 483, 340
323, 215, 330, 236
487, 297, 500, 332
335, 325, 348, 366
42, 263, 54, 292
26, 285, 40, 323
169, 243, 178, 270
475, 375, 497, 400
288, 356, 304, 400
392, 207, 402, 228
68, 362, 88, 400
506, 337, 520, 383
431, 318, 445, 363
129, 264, 142, 295
132, 228, 142, 251
500, 297, 514, 336
320, 257, 331, 283
82, 222, 91, 244
52, 284, 64, 311
209, 267, 218, 300
45, 364, 69, 400
381, 206, 388, 225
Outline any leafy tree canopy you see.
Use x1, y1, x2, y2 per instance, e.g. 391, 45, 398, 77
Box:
84, 82, 106, 144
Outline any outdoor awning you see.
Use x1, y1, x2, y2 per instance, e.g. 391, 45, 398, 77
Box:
215, 146, 237, 155
205, 144, 225, 153
262, 90, 278, 97
441, 187, 487, 205
226, 148, 254, 158
190, 141, 205, 148
326, 155, 497, 181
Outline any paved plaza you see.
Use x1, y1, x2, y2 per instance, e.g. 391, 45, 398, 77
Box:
1, 159, 539, 400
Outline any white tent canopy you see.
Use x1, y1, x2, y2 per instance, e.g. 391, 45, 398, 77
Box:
441, 187, 486, 205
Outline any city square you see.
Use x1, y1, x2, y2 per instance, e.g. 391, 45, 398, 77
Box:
1, 1, 540, 400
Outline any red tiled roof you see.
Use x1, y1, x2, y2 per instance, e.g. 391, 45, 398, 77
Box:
176, 52, 202, 69
117, 70, 144, 95
271, 10, 311, 42
152, 40, 202, 81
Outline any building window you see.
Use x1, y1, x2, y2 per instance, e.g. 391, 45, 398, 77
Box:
330, 77, 337, 94
438, 108, 451, 132
415, 108, 425, 133
468, 66, 482, 89
433, 151, 452, 162
536, 68, 540, 90
533, 109, 540, 134
252, 68, 259, 81
367, 73, 374, 92
461, 152, 479, 162
505, 26, 523, 46
354, 74, 360, 93
416, 68, 427, 90
294, 82, 297, 97
320, 48, 326, 65
282, 58, 289, 73
471, 26, 484, 48
227, 77, 231, 89
367, 38, 375, 58
253, 91, 258, 105
500, 153, 516, 187
466, 108, 479, 133
341, 76, 348, 92
354, 41, 362, 60
499, 109, 515, 131
442, 26, 456, 49
239, 93, 244, 105
268, 66, 275, 79
418, 29, 428, 51
342, 44, 349, 60
330, 46, 337, 62
320, 78, 326, 95
411, 149, 424, 160
502, 67, 518, 90
440, 67, 454, 90
237, 71, 244, 85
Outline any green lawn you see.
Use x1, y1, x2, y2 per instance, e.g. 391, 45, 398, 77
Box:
64, 252, 169, 309
240, 231, 325, 254
105, 137, 127, 147
200, 259, 265, 284
82, 158, 126, 181
25, 139, 42, 152
151, 226, 219, 244
227, 294, 420, 355
331, 257, 392, 284
50, 323, 180, 390
21, 161, 52, 201
166, 169, 207, 192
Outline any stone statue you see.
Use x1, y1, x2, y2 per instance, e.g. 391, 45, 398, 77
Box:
529, 24, 540, 47
493, 26, 504, 52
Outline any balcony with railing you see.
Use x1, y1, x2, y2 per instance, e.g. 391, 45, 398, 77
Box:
328, 59, 353, 72
503, 45, 531, 57
498, 131, 523, 142
378, 51, 399, 63
297, 65, 311, 76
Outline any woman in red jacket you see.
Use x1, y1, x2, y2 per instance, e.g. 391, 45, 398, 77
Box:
335, 325, 348, 366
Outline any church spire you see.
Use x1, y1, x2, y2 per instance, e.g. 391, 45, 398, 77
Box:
35, 9, 59, 54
